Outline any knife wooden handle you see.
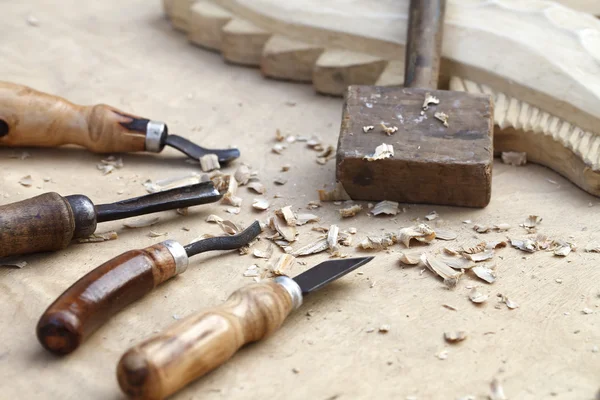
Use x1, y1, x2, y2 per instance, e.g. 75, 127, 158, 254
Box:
0, 192, 76, 258
36, 241, 187, 355
117, 280, 295, 400
0, 81, 151, 153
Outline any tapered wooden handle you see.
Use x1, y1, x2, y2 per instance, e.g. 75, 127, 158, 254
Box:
404, 0, 446, 89
0, 81, 153, 153
0, 192, 76, 258
36, 241, 187, 355
117, 280, 296, 400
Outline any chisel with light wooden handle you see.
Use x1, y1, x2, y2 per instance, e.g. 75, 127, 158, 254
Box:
116, 256, 374, 400
36, 221, 262, 356
0, 81, 239, 163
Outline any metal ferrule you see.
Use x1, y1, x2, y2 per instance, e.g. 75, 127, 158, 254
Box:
274, 276, 303, 310
145, 121, 168, 153
162, 240, 189, 275
65, 195, 98, 239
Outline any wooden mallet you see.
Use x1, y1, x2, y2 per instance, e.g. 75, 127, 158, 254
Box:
335, 0, 494, 208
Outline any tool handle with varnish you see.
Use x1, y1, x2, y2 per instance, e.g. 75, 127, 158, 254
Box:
117, 279, 295, 400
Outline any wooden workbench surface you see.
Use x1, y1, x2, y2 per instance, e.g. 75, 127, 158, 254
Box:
0, 1, 598, 399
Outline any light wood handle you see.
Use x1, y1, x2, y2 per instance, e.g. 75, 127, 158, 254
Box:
117, 280, 295, 400
0, 192, 76, 258
0, 81, 150, 153
37, 242, 184, 355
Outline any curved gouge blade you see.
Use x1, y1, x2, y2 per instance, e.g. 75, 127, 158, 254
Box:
165, 134, 240, 164
293, 256, 374, 294
95, 181, 221, 222
184, 221, 262, 256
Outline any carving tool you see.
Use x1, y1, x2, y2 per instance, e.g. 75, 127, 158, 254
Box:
116, 256, 374, 399
0, 81, 240, 163
36, 221, 262, 356
335, 0, 494, 207
0, 182, 222, 258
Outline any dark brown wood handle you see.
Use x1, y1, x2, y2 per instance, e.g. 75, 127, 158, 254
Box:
0, 81, 150, 153
404, 0, 446, 89
117, 280, 295, 400
37, 242, 182, 355
0, 192, 76, 258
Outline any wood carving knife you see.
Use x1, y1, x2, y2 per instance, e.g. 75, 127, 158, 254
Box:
0, 81, 240, 163
36, 221, 262, 355
116, 256, 374, 400
0, 182, 222, 258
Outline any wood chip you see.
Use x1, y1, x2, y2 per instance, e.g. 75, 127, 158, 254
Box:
503, 296, 519, 309
271, 254, 296, 276
501, 151, 527, 166
348, 227, 357, 234
296, 214, 319, 225
465, 250, 495, 262
371, 200, 399, 216
472, 264, 496, 283
421, 254, 463, 287
521, 215, 542, 231
358, 234, 396, 250
399, 251, 422, 265
493, 223, 511, 232
339, 204, 363, 218
439, 254, 475, 270
444, 331, 467, 343
434, 111, 449, 127
292, 238, 329, 256
252, 198, 270, 211
148, 231, 167, 238
199, 154, 220, 172
469, 288, 488, 304
76, 231, 118, 243
422, 92, 440, 113
243, 264, 260, 277
380, 123, 398, 135
209, 219, 240, 235
275, 206, 297, 226
425, 211, 438, 221
19, 175, 33, 187
272, 215, 297, 242
510, 238, 537, 252
552, 240, 575, 257
485, 240, 507, 250
281, 164, 291, 172
275, 129, 285, 142
582, 307, 594, 315
338, 231, 353, 246
435, 229, 457, 241
272, 143, 286, 154
225, 207, 240, 214
363, 125, 374, 133
436, 349, 449, 360
489, 378, 507, 400
123, 217, 160, 229
585, 243, 600, 253
143, 173, 202, 193
399, 224, 436, 247
206, 214, 223, 223
316, 145, 335, 165
327, 225, 340, 256
473, 224, 490, 233
363, 143, 394, 161
274, 177, 287, 185
307, 200, 321, 209
306, 136, 322, 149
318, 182, 351, 202
378, 324, 390, 333
253, 243, 273, 259
248, 182, 266, 194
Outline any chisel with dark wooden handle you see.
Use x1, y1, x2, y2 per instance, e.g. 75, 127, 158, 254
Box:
0, 182, 221, 258
36, 221, 262, 356
0, 81, 239, 163
116, 256, 374, 400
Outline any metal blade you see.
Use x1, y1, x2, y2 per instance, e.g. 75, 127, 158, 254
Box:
165, 134, 241, 164
293, 257, 374, 295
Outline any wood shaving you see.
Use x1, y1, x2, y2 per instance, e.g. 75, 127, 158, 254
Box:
123, 217, 160, 229
19, 175, 33, 187
461, 242, 487, 254
76, 231, 118, 243
378, 324, 390, 333
253, 243, 273, 259
435, 229, 457, 241
327, 225, 341, 256
271, 254, 296, 276
465, 250, 495, 262
444, 331, 467, 343
363, 125, 374, 133
26, 15, 39, 26
252, 198, 269, 211
281, 164, 291, 172
307, 200, 321, 209
312, 226, 329, 233
472, 264, 496, 283
0, 259, 27, 268
521, 215, 542, 232
292, 238, 329, 256
247, 182, 266, 194
502, 296, 519, 309
486, 240, 507, 250
318, 182, 351, 202
444, 247, 460, 256
296, 214, 319, 225
234, 164, 252, 185
469, 288, 488, 304
434, 111, 449, 127
436, 349, 449, 360
275, 206, 297, 226
306, 136, 322, 149
371, 200, 399, 216
585, 243, 600, 253
272, 215, 297, 242
425, 211, 439, 221
275, 129, 285, 142
422, 92, 440, 113
363, 143, 394, 161
214, 219, 241, 235
552, 240, 575, 256
199, 154, 220, 172
399, 224, 436, 248
473, 224, 490, 233
221, 175, 242, 207
380, 123, 398, 135
582, 308, 594, 315
316, 145, 335, 165
510, 238, 537, 253
206, 214, 223, 223
148, 231, 167, 238
501, 151, 527, 166
535, 233, 553, 250
176, 208, 188, 216
489, 378, 507, 400
358, 234, 396, 250
338, 232, 353, 246
439, 254, 475, 270
274, 177, 287, 185
339, 204, 363, 218
286, 136, 296, 143
399, 251, 422, 265
143, 173, 202, 193
243, 265, 260, 277
493, 223, 511, 232
421, 254, 463, 287
225, 207, 240, 215
272, 143, 286, 154
348, 227, 357, 234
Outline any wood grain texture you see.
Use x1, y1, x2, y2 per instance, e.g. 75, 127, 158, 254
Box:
0, 192, 75, 258
117, 280, 294, 400
36, 243, 177, 355
0, 81, 148, 153
337, 85, 493, 207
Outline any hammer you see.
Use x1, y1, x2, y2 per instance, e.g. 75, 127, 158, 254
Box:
335, 0, 493, 208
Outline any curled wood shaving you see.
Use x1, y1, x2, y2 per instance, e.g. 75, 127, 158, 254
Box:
486, 240, 507, 250
501, 295, 519, 309
425, 211, 439, 221
339, 204, 363, 218
472, 264, 496, 283
461, 242, 487, 254
206, 214, 223, 223
399, 224, 436, 248
253, 243, 273, 259
399, 251, 422, 265
243, 265, 260, 277
327, 225, 340, 256
489, 378, 507, 400
76, 231, 118, 243
435, 229, 457, 241
19, 175, 33, 187
535, 234, 552, 250
465, 250, 495, 262
271, 254, 296, 276
473, 224, 490, 233
434, 112, 449, 127
272, 215, 297, 242
420, 254, 463, 287
521, 215, 542, 232
123, 217, 160, 229
247, 182, 266, 194
439, 254, 475, 270
358, 234, 396, 250
501, 151, 527, 166
316, 145, 335, 165
363, 125, 374, 133
469, 288, 488, 304
552, 240, 575, 256
422, 93, 440, 113
338, 232, 353, 246
318, 182, 351, 202
380, 123, 398, 135
199, 154, 220, 172
493, 223, 511, 232
275, 206, 297, 226
510, 238, 537, 253
252, 198, 270, 211
272, 143, 286, 154
444, 331, 467, 344
371, 200, 399, 216
363, 143, 394, 161
143, 173, 202, 193
296, 214, 319, 225
234, 164, 252, 185
212, 219, 240, 235
291, 238, 328, 256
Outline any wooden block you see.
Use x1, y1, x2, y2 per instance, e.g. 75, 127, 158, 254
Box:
336, 85, 493, 207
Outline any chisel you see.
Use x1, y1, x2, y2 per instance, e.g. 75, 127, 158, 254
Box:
37, 221, 262, 355
0, 81, 240, 163
0, 182, 221, 258
117, 256, 374, 400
